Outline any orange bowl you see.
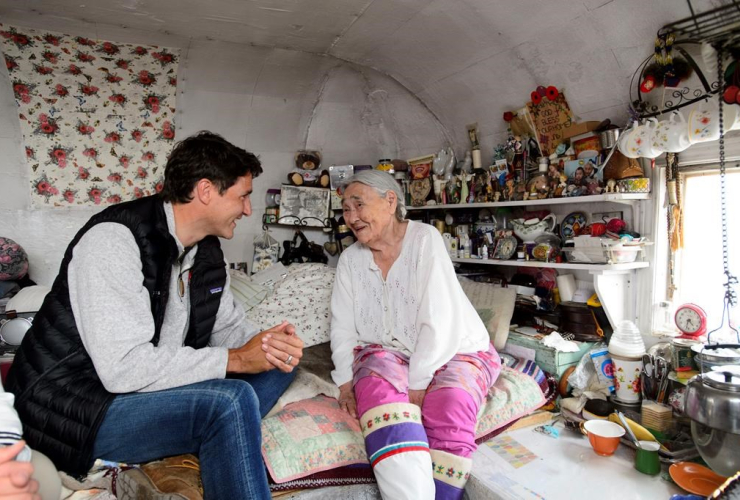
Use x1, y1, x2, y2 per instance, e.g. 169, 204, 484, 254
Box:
584, 420, 625, 456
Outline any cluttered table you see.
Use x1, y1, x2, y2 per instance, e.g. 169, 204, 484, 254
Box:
469, 419, 684, 500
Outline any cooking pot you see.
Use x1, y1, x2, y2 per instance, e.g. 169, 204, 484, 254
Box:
684, 346, 740, 476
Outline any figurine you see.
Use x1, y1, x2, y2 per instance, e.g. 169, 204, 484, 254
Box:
605, 179, 617, 193
459, 171, 472, 204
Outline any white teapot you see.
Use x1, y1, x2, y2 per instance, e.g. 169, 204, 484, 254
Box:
510, 214, 557, 243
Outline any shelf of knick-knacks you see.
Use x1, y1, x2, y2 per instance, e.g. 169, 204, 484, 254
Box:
406, 192, 650, 211
450, 258, 649, 272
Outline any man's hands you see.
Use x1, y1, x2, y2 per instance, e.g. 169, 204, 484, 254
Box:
0, 441, 39, 500
338, 382, 357, 418
227, 321, 303, 374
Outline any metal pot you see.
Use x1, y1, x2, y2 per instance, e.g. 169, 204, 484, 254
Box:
598, 128, 621, 149
685, 366, 740, 476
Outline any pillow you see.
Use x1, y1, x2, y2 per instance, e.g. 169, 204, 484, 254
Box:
458, 277, 516, 351
246, 264, 335, 347
228, 270, 269, 312
261, 366, 545, 484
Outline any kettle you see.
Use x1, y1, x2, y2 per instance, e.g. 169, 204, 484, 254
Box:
684, 344, 740, 477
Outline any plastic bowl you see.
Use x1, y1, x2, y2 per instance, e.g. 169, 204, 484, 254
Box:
584, 420, 625, 456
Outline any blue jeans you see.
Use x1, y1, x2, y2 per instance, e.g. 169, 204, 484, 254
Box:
93, 370, 294, 499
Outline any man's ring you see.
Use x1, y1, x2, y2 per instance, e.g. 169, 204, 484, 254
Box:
286, 355, 293, 365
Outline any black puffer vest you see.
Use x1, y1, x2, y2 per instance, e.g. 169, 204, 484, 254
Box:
6, 196, 227, 476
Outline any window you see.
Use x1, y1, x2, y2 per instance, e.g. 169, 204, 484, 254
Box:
676, 167, 739, 337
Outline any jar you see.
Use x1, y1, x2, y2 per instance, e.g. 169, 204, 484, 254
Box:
671, 338, 701, 373
265, 188, 281, 208
377, 159, 394, 173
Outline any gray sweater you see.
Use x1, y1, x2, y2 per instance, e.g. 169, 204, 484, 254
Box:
67, 202, 257, 393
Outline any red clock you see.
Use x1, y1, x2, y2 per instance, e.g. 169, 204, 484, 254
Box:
674, 303, 708, 339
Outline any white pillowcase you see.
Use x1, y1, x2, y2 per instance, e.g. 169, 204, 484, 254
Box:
245, 263, 335, 347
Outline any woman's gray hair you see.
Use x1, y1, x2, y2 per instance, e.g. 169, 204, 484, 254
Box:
341, 169, 406, 220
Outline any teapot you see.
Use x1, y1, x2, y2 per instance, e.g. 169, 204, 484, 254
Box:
510, 214, 556, 243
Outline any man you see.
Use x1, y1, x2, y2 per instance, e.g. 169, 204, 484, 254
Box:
7, 132, 304, 499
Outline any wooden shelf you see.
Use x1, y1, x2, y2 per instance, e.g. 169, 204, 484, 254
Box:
451, 258, 649, 272
407, 193, 650, 211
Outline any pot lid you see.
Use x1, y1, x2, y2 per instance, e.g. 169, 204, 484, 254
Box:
704, 367, 740, 392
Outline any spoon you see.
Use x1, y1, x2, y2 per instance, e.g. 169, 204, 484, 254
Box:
617, 411, 641, 449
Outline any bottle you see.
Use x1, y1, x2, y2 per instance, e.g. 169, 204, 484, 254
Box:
608, 320, 646, 404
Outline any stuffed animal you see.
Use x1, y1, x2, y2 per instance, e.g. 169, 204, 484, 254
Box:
288, 150, 330, 188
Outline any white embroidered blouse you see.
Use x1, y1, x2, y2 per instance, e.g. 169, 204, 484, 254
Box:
330, 220, 490, 390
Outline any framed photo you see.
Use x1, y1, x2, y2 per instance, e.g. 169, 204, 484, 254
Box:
279, 185, 330, 227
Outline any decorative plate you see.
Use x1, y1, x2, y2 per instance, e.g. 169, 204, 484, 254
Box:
409, 178, 431, 206
669, 462, 727, 496
494, 236, 518, 260
560, 211, 588, 240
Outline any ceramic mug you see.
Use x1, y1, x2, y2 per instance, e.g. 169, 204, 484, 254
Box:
634, 441, 661, 475
618, 122, 640, 158
722, 102, 740, 132
625, 119, 663, 159
652, 112, 691, 153
688, 101, 721, 144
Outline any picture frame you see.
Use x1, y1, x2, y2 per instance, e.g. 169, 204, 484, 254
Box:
278, 185, 330, 227
328, 165, 354, 190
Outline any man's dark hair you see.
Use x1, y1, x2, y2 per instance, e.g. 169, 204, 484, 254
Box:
160, 131, 263, 203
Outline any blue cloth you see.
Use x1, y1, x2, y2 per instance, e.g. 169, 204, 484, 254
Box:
93, 369, 294, 499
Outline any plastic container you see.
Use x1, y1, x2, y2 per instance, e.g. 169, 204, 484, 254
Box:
608, 320, 646, 358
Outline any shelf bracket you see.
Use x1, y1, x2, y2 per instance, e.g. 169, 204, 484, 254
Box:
590, 269, 635, 328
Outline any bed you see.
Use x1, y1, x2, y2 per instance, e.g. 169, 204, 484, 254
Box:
60, 263, 554, 499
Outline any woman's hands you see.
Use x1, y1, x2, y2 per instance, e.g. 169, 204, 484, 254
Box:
0, 441, 39, 500
338, 382, 357, 418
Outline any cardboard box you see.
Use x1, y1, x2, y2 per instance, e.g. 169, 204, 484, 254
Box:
561, 121, 601, 141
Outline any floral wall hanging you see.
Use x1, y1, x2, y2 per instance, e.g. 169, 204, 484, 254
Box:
0, 24, 179, 207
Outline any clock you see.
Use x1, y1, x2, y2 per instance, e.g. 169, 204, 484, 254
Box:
494, 236, 518, 260
674, 303, 708, 338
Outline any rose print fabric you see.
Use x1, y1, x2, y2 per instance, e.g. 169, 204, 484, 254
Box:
0, 24, 178, 207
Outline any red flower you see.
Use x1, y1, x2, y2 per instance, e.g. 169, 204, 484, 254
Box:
382, 413, 390, 422
99, 42, 119, 55
531, 91, 542, 105
152, 51, 175, 65
67, 64, 82, 75
546, 86, 559, 101
154, 181, 163, 193
137, 166, 149, 178
700, 117, 710, 125
55, 84, 68, 97
162, 127, 175, 140
119, 156, 130, 169
76, 36, 95, 46
76, 51, 95, 63
5, 56, 17, 71
77, 123, 95, 135
83, 148, 98, 158
12, 34, 30, 47
366, 420, 373, 429
44, 34, 61, 46
52, 149, 66, 160
108, 93, 126, 105
25, 147, 34, 159
77, 167, 90, 180
138, 70, 156, 86
116, 59, 130, 69
503, 111, 514, 122
134, 187, 144, 199
169, 76, 177, 86
34, 65, 53, 75
104, 132, 121, 143
37, 181, 50, 194
80, 84, 99, 96
133, 46, 148, 56
12, 83, 29, 97
106, 73, 123, 84
107, 173, 122, 183
63, 190, 75, 203
42, 51, 58, 64
131, 129, 144, 142
40, 123, 57, 135
107, 194, 122, 204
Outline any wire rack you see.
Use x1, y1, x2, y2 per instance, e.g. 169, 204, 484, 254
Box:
661, 0, 740, 48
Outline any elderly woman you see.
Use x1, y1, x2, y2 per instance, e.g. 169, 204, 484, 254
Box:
330, 170, 500, 500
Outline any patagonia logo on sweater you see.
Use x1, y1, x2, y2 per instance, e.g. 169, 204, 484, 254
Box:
209, 287, 223, 294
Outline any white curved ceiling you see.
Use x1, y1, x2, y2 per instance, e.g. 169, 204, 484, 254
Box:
0, 0, 725, 150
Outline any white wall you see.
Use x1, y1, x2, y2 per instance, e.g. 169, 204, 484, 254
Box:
0, 18, 449, 285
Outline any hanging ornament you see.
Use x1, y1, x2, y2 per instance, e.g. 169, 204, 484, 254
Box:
531, 91, 542, 105
545, 86, 559, 101
640, 75, 657, 93
503, 111, 514, 122
536, 86, 547, 97
724, 85, 740, 104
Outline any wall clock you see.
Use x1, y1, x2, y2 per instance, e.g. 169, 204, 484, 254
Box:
674, 303, 707, 338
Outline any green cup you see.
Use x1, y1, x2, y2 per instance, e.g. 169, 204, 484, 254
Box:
634, 440, 661, 475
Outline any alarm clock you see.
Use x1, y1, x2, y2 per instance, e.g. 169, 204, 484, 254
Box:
674, 303, 707, 339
